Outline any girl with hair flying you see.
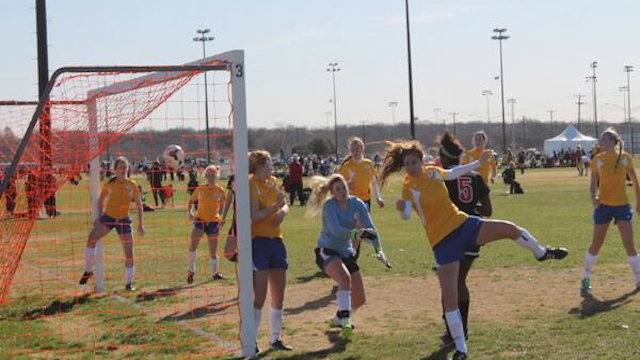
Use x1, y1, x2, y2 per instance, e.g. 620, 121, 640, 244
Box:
582, 127, 640, 293
79, 157, 144, 291
248, 150, 292, 352
461, 131, 496, 184
306, 174, 391, 339
380, 140, 568, 360
186, 165, 226, 283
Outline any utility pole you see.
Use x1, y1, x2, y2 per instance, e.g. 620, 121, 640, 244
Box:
193, 29, 215, 164
625, 65, 634, 154
548, 110, 556, 136
450, 112, 459, 134
482, 90, 493, 125
575, 94, 584, 131
586, 61, 599, 137
361, 120, 366, 143
327, 63, 341, 160
388, 101, 398, 125
522, 115, 526, 147
507, 98, 516, 150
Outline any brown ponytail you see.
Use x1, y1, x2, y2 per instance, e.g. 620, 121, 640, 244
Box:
379, 140, 425, 187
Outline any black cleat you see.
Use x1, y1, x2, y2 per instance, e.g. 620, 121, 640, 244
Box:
270, 339, 292, 351
125, 283, 136, 291
537, 246, 568, 261
187, 271, 195, 284
452, 350, 468, 360
79, 271, 93, 285
212, 272, 226, 280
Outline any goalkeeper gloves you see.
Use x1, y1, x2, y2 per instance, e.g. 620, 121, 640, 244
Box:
374, 248, 393, 269
349, 228, 377, 241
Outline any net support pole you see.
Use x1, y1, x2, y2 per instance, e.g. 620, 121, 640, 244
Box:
86, 97, 105, 293
229, 50, 256, 358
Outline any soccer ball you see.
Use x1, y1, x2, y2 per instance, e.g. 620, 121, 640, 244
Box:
162, 144, 185, 169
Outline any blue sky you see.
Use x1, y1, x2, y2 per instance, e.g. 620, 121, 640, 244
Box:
1, 0, 639, 130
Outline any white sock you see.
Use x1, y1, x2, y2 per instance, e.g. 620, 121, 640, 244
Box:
210, 257, 219, 274
336, 290, 351, 312
254, 307, 262, 338
582, 252, 597, 280
445, 309, 467, 354
627, 255, 640, 283
85, 247, 96, 272
514, 227, 546, 259
188, 251, 196, 273
269, 307, 283, 344
125, 266, 134, 284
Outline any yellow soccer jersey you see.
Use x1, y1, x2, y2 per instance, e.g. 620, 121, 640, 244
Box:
339, 158, 376, 201
250, 175, 283, 239
190, 183, 225, 222
402, 166, 468, 247
100, 178, 141, 219
461, 148, 496, 184
592, 151, 634, 206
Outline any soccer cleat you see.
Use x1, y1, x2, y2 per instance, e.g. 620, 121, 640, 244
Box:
269, 339, 292, 351
212, 272, 226, 281
79, 271, 93, 285
537, 246, 568, 261
125, 283, 136, 292
340, 319, 354, 339
187, 271, 195, 284
452, 350, 468, 360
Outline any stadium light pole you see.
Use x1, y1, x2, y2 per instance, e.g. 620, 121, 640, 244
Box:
575, 94, 584, 131
492, 28, 509, 154
625, 65, 634, 154
404, 0, 416, 139
548, 110, 556, 137
482, 90, 493, 125
388, 101, 398, 125
193, 29, 215, 164
507, 98, 516, 150
327, 63, 340, 160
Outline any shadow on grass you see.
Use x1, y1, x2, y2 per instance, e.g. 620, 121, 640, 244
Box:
136, 282, 212, 302
294, 271, 326, 284
569, 287, 640, 318
23, 293, 93, 320
420, 342, 455, 360
160, 299, 238, 322
285, 286, 337, 316
272, 330, 352, 360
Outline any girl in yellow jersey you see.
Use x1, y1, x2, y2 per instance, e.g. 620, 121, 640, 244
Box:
581, 127, 640, 293
249, 150, 292, 352
338, 137, 384, 210
79, 157, 144, 291
380, 140, 567, 360
461, 131, 496, 184
186, 165, 226, 284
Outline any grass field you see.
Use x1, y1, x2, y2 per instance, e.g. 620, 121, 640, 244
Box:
1, 166, 640, 359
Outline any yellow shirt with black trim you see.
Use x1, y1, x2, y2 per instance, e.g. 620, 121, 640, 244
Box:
190, 183, 225, 222
339, 158, 376, 201
461, 148, 496, 184
250, 175, 283, 239
100, 178, 141, 219
591, 151, 633, 206
402, 166, 468, 247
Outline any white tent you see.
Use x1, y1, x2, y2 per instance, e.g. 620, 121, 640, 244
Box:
543, 124, 597, 156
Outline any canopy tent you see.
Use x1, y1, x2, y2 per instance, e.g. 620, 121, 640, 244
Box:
543, 124, 597, 156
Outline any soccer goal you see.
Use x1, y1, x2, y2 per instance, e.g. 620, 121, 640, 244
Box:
0, 50, 257, 358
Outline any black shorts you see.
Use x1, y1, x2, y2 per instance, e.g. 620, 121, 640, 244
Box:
315, 248, 360, 274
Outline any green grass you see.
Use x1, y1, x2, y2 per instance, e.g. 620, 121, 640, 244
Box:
2, 167, 640, 359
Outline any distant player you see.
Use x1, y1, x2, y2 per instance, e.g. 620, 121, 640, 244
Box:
187, 165, 226, 283
338, 137, 384, 211
306, 174, 391, 339
380, 139, 568, 360
581, 127, 640, 293
249, 150, 292, 352
438, 131, 492, 346
461, 131, 496, 184
79, 157, 144, 291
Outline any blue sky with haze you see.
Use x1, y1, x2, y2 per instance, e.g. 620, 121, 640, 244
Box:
1, 0, 639, 130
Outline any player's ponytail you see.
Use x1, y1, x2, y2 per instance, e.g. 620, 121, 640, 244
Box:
306, 174, 347, 217
379, 140, 426, 187
601, 127, 624, 171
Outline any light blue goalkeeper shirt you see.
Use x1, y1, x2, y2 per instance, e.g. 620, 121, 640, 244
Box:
316, 196, 379, 258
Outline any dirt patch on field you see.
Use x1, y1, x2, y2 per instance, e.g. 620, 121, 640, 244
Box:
276, 265, 640, 353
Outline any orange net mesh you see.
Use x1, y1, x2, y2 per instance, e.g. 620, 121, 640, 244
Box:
0, 64, 242, 358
